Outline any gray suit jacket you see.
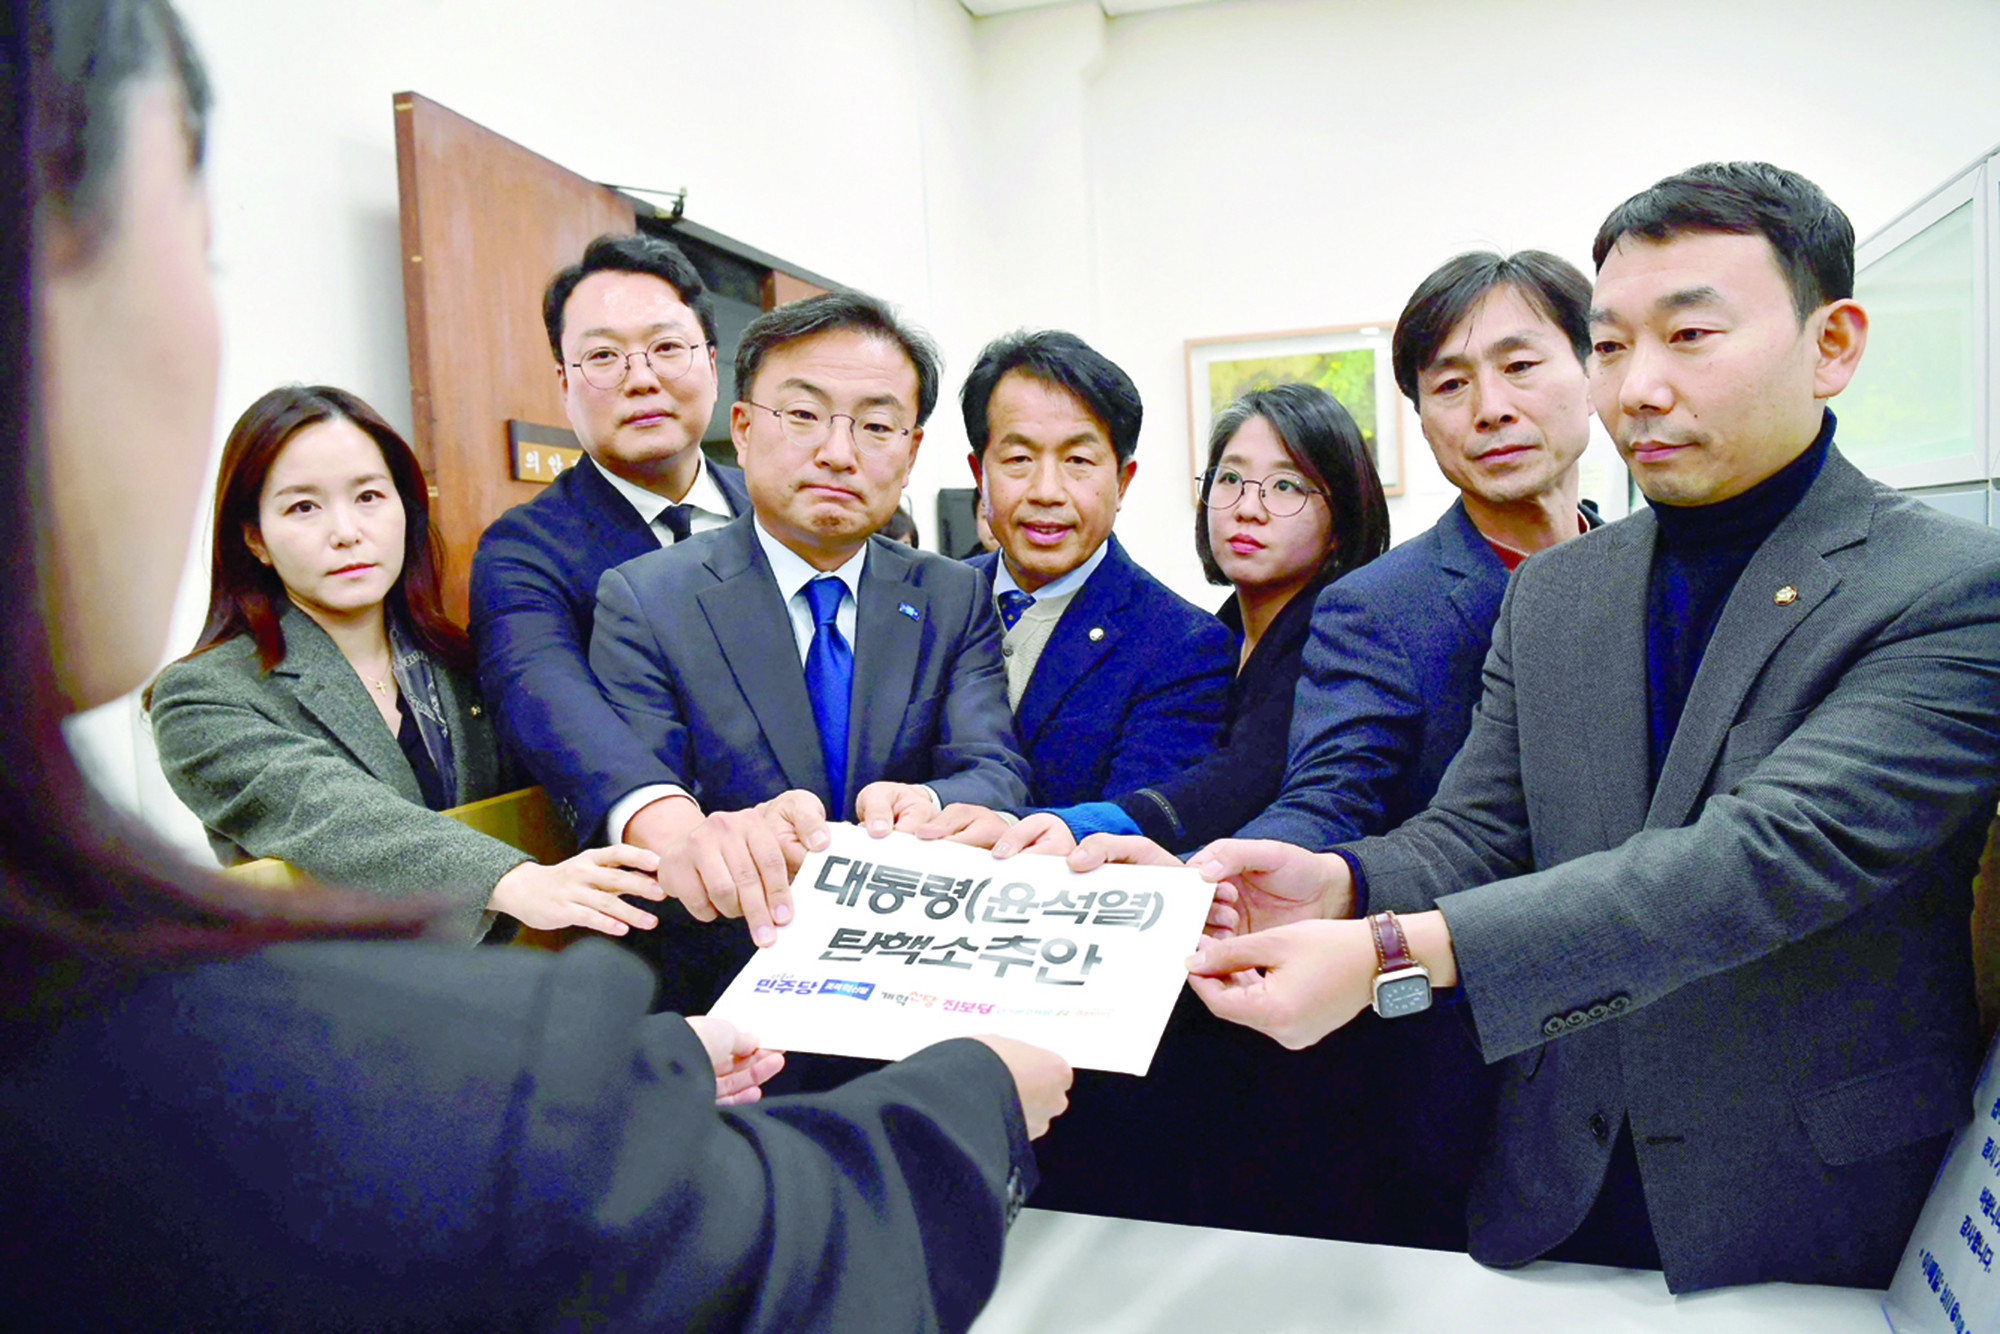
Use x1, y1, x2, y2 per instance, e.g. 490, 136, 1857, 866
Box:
589, 516, 1030, 818
149, 608, 523, 940
1347, 449, 2000, 1290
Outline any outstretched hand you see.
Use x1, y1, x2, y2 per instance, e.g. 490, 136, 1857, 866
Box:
1184, 921, 1376, 1049
910, 801, 1015, 849
990, 811, 1077, 859
684, 1014, 787, 1106
656, 790, 831, 948
1183, 839, 1352, 938
854, 781, 941, 837
488, 844, 664, 936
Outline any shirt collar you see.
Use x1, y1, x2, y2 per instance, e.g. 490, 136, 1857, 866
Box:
993, 538, 1111, 602
753, 517, 868, 606
587, 451, 731, 526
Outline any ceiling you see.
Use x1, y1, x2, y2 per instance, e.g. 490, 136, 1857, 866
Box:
959, 0, 1218, 16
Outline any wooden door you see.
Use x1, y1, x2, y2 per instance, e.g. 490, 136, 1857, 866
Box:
394, 93, 635, 619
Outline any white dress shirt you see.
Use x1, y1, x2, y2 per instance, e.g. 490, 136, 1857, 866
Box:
586, 451, 734, 546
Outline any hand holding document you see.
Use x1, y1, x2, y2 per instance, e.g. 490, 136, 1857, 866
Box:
708, 824, 1211, 1074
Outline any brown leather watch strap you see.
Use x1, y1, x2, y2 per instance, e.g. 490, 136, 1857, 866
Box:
1368, 912, 1417, 972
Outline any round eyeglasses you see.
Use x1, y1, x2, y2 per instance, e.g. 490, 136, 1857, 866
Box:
570, 337, 711, 391
1203, 467, 1322, 517
744, 401, 914, 457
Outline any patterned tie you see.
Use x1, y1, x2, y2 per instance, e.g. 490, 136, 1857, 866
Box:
658, 504, 692, 543
803, 576, 853, 814
997, 589, 1035, 631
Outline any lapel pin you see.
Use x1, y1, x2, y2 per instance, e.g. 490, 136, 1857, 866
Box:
1088, 626, 1105, 642
1774, 585, 1798, 606
898, 602, 920, 621
469, 704, 483, 717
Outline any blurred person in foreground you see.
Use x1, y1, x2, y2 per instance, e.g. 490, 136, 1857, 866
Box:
5, 2, 1068, 1327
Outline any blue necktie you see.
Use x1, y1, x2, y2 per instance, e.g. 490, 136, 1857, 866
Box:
997, 589, 1035, 631
803, 576, 853, 814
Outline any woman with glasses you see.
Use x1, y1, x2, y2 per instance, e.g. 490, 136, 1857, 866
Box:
8, 2, 1066, 1326
149, 384, 663, 941
997, 382, 1390, 856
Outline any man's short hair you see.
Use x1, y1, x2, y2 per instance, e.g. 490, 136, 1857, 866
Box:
961, 330, 1143, 463
1392, 251, 1592, 405
1591, 161, 1855, 323
733, 291, 944, 426
542, 232, 718, 361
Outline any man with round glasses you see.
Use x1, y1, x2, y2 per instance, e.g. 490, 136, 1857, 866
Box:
587, 291, 1030, 1012
470, 233, 752, 893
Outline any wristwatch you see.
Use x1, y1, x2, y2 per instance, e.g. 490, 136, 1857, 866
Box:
1368, 911, 1433, 1018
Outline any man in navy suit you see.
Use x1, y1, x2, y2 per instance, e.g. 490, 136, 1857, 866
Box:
470, 234, 750, 860
588, 292, 1029, 1007
938, 331, 1233, 827
1240, 249, 1599, 850
1188, 250, 1603, 1248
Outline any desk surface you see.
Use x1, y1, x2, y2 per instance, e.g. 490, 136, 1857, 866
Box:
973, 1210, 1891, 1333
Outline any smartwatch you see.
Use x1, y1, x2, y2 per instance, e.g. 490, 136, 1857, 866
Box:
1368, 911, 1433, 1018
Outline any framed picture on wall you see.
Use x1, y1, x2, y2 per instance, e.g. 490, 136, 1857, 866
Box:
1185, 323, 1404, 500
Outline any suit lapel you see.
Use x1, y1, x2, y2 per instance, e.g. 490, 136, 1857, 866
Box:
695, 520, 828, 797
571, 454, 670, 568
1647, 454, 1872, 829
1436, 500, 1508, 641
1016, 542, 1133, 747
849, 540, 927, 793
274, 610, 420, 801
1580, 515, 1658, 847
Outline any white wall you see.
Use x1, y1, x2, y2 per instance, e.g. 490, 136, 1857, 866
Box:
76, 0, 2000, 850
79, 0, 997, 854
973, 0, 2000, 594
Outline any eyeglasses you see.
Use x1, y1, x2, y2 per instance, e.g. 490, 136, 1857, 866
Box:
570, 337, 711, 391
1203, 468, 1322, 517
743, 401, 913, 457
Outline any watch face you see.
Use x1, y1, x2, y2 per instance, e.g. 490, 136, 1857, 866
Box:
1374, 971, 1433, 1018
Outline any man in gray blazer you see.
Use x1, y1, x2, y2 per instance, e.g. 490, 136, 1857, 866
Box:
590, 291, 1029, 1008
1105, 162, 2000, 1291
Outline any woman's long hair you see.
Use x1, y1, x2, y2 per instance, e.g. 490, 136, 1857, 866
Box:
1193, 381, 1392, 588
173, 385, 472, 680
2, 0, 424, 1012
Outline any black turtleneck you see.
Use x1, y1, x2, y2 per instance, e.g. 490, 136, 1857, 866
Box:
1645, 409, 1835, 788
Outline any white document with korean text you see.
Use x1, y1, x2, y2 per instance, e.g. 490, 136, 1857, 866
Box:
707, 825, 1211, 1074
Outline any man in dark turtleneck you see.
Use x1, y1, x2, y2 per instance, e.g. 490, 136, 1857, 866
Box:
1133, 162, 2000, 1292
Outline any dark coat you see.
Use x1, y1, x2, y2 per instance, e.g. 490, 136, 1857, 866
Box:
2, 939, 1032, 1330
1112, 577, 1324, 853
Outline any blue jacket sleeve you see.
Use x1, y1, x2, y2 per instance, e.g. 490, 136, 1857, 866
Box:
1235, 577, 1428, 849
470, 520, 679, 840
